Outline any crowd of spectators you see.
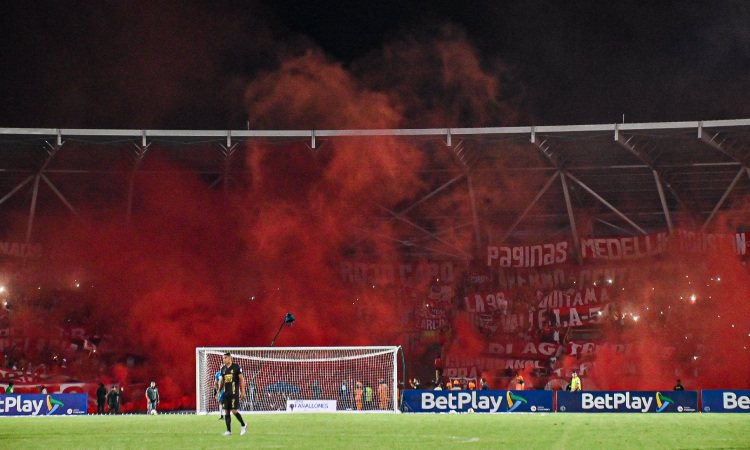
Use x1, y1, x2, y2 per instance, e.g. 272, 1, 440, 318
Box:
0, 284, 123, 388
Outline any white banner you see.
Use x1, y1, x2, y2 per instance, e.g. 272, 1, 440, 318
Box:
340, 261, 454, 285
286, 399, 337, 413
580, 234, 670, 260
487, 242, 568, 268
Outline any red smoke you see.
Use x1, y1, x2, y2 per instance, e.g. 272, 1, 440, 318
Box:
586, 240, 750, 391
3, 24, 750, 413
0, 28, 517, 409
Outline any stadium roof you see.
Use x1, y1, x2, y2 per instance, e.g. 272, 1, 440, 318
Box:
2, 119, 750, 259
2, 118, 750, 142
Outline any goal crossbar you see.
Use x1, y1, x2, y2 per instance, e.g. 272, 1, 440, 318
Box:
201, 348, 396, 363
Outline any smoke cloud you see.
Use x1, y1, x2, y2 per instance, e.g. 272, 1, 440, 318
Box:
2, 15, 750, 411
1, 26, 520, 408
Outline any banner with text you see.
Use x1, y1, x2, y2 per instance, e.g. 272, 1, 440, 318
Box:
0, 394, 88, 416
402, 390, 553, 413
487, 242, 569, 268
486, 341, 608, 360
466, 287, 614, 311
413, 307, 450, 331
489, 230, 750, 268
496, 266, 632, 291
556, 391, 697, 413
340, 261, 454, 285
467, 303, 613, 334
443, 360, 549, 380
286, 399, 337, 413
580, 234, 670, 261
701, 390, 750, 413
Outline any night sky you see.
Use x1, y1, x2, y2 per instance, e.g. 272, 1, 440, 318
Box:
1, 0, 748, 129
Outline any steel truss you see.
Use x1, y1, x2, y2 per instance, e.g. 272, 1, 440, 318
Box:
1, 119, 750, 258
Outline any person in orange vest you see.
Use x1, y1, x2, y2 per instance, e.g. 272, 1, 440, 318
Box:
354, 381, 364, 410
451, 381, 462, 391
468, 380, 476, 391
515, 373, 525, 390
378, 379, 389, 410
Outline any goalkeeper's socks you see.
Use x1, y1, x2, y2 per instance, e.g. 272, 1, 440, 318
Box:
234, 412, 245, 427
225, 413, 232, 432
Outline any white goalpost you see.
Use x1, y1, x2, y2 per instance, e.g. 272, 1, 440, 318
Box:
196, 346, 402, 414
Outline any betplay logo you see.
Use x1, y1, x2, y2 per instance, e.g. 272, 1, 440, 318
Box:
421, 392, 504, 413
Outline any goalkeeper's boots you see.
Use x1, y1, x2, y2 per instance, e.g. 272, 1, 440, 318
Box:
222, 431, 232, 436
241, 425, 247, 436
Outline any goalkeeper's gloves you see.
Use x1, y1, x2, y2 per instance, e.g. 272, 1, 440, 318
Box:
213, 388, 217, 396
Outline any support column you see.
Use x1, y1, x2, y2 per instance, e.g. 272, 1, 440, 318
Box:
566, 172, 647, 235
697, 124, 750, 230
560, 172, 582, 265
378, 205, 472, 258
348, 173, 465, 249
616, 126, 699, 223
26, 175, 41, 243
127, 140, 150, 223
701, 167, 745, 231
41, 175, 79, 217
25, 139, 64, 242
653, 170, 673, 235
500, 171, 559, 244
0, 176, 34, 207
221, 141, 238, 197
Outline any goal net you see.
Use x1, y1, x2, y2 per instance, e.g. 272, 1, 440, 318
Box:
196, 346, 401, 414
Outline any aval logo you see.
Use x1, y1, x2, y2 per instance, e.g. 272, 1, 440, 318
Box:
506, 391, 527, 412
655, 392, 673, 413
46, 395, 64, 415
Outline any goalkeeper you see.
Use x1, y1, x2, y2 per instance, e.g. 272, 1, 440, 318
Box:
213, 369, 225, 420
216, 352, 247, 436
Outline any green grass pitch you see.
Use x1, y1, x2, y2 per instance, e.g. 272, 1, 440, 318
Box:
1, 413, 749, 450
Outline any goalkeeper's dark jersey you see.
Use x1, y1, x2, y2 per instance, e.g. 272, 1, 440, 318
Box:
221, 363, 243, 396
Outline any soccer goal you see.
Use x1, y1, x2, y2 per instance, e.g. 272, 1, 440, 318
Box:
196, 346, 403, 414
